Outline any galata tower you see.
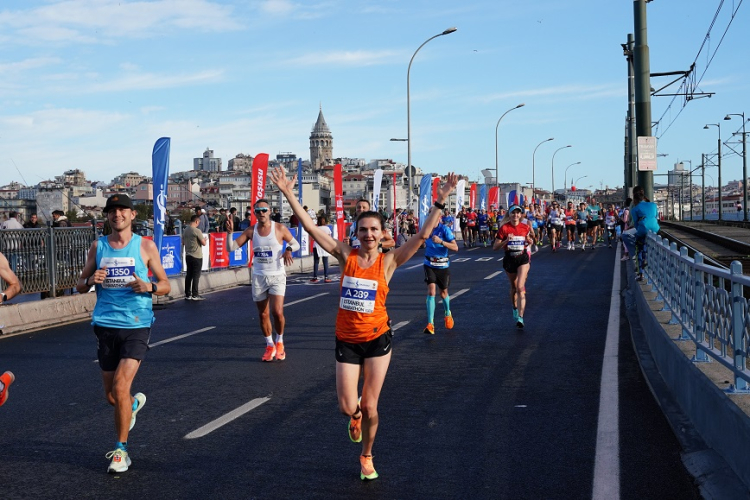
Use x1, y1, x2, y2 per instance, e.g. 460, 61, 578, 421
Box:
309, 106, 333, 171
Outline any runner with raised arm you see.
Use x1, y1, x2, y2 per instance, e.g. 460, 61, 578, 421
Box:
270, 166, 457, 481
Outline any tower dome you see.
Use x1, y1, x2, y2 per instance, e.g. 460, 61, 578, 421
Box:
310, 106, 333, 171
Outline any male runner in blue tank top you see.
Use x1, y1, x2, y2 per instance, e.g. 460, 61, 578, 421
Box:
423, 214, 459, 334
77, 194, 170, 474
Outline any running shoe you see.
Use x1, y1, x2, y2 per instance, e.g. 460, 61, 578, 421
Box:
0, 371, 15, 407
324, 278, 333, 283
262, 345, 276, 362
516, 317, 524, 329
275, 342, 286, 361
192, 295, 206, 301
621, 255, 630, 261
360, 455, 379, 481
423, 323, 435, 335
444, 313, 454, 330
310, 278, 319, 283
348, 403, 362, 443
512, 308, 519, 321
106, 449, 131, 474
129, 392, 146, 431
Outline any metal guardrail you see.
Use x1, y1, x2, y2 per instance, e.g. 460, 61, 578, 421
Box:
645, 232, 750, 392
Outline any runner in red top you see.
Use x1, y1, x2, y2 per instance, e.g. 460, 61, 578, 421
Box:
493, 204, 534, 329
270, 166, 457, 481
465, 208, 478, 247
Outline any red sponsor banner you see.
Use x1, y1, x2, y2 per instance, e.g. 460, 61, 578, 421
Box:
334, 164, 345, 240
209, 233, 229, 268
469, 183, 477, 209
393, 172, 398, 240
432, 177, 440, 203
251, 153, 269, 226
489, 187, 499, 209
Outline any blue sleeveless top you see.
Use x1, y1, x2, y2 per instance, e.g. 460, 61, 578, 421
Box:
92, 234, 154, 329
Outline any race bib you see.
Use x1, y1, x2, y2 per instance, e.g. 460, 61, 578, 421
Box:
100, 257, 137, 289
340, 276, 378, 313
551, 218, 562, 225
253, 246, 274, 264
507, 235, 526, 252
479, 225, 489, 231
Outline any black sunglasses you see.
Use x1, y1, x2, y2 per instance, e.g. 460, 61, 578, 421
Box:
254, 207, 269, 214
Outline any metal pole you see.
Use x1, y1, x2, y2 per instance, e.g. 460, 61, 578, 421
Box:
495, 104, 525, 198
702, 154, 706, 220
744, 124, 748, 221
406, 27, 457, 211
633, 0, 653, 199
624, 33, 636, 197
532, 138, 553, 205
718, 136, 723, 220
551, 145, 571, 201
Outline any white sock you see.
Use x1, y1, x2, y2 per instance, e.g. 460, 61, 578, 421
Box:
265, 336, 274, 346
275, 334, 284, 344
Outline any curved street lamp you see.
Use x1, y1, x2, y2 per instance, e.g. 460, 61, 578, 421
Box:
531, 137, 554, 204
563, 161, 581, 199
573, 175, 588, 188
551, 145, 572, 200
495, 103, 525, 195
704, 123, 722, 219
406, 27, 457, 209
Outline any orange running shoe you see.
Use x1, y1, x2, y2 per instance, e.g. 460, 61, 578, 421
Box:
275, 342, 286, 361
423, 323, 435, 335
348, 413, 362, 443
261, 345, 276, 362
444, 313, 454, 330
360, 455, 378, 481
0, 371, 15, 407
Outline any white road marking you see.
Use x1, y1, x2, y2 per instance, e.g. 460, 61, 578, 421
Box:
466, 247, 479, 252
405, 263, 423, 270
447, 288, 469, 301
476, 257, 494, 262
592, 246, 621, 500
284, 293, 328, 307
184, 397, 271, 439
453, 258, 471, 263
391, 321, 409, 331
484, 271, 503, 280
149, 326, 217, 348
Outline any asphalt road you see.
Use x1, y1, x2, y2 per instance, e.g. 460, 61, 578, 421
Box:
0, 242, 700, 499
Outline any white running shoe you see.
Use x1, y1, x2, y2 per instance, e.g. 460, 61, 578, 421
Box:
106, 449, 131, 473
129, 393, 146, 431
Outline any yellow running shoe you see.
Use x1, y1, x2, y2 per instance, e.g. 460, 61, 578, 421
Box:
360, 455, 379, 481
444, 313, 454, 330
423, 323, 435, 335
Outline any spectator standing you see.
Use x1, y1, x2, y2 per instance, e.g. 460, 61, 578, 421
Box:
311, 215, 332, 283
271, 207, 282, 223
239, 212, 252, 231
304, 205, 317, 221
622, 186, 660, 280
218, 208, 233, 234
230, 207, 241, 232
194, 207, 209, 233
182, 215, 207, 300
52, 210, 71, 227
1, 211, 23, 230
23, 214, 40, 229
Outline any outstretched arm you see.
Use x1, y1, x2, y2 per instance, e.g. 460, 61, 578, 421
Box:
0, 252, 21, 302
389, 173, 458, 270
269, 167, 350, 263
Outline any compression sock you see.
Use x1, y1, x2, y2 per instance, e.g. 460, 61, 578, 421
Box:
426, 296, 436, 324
442, 294, 451, 316
116, 442, 127, 451
265, 336, 274, 346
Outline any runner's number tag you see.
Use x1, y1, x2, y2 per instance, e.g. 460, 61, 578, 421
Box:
340, 276, 378, 313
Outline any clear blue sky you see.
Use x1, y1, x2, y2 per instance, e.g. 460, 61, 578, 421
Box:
1, 1, 747, 192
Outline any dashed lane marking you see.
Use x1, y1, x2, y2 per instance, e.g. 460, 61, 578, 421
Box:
184, 397, 271, 439
484, 271, 503, 280
391, 321, 410, 331
92, 326, 217, 362
446, 288, 469, 301
405, 263, 423, 270
284, 292, 329, 307
453, 258, 471, 263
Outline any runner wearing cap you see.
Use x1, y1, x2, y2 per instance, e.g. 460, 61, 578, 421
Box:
494, 205, 534, 329
76, 193, 171, 474
564, 201, 577, 250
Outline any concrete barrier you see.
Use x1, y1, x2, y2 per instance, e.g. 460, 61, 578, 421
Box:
0, 254, 325, 337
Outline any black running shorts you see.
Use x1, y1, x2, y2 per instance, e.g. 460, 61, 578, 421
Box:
503, 251, 530, 274
94, 325, 151, 371
424, 264, 450, 290
335, 330, 393, 365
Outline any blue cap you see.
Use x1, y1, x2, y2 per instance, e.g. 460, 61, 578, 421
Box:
509, 205, 523, 213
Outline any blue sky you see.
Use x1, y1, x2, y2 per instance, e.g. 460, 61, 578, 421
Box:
1, 1, 747, 193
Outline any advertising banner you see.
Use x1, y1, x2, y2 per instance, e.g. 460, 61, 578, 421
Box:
432, 177, 440, 203
489, 186, 499, 209
470, 183, 477, 209
419, 175, 432, 232
372, 169, 384, 211
251, 153, 269, 225
209, 232, 229, 268
228, 232, 248, 267
151, 137, 170, 253
455, 179, 466, 233
479, 184, 488, 211
159, 235, 182, 276
334, 164, 345, 240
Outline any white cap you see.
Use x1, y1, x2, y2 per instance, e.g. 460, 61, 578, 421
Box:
202, 209, 206, 213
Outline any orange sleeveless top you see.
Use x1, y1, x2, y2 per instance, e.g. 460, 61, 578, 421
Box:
335, 250, 390, 343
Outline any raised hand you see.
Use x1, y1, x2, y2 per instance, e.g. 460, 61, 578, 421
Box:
270, 166, 296, 194
437, 172, 458, 200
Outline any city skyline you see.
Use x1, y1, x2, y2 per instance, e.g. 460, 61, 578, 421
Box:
1, 1, 748, 192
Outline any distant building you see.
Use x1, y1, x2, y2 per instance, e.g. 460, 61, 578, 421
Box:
228, 154, 253, 172
194, 148, 222, 172
310, 107, 333, 171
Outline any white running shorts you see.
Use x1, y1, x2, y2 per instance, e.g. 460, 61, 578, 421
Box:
252, 273, 286, 302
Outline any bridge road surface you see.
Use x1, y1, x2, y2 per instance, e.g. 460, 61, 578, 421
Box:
0, 244, 701, 499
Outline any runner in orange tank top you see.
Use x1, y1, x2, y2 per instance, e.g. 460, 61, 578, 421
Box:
271, 166, 457, 481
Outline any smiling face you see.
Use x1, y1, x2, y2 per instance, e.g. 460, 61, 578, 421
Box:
356, 215, 383, 249
254, 202, 270, 222
107, 207, 136, 233
355, 200, 371, 216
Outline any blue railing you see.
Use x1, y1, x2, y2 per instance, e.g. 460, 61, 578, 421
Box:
644, 232, 750, 392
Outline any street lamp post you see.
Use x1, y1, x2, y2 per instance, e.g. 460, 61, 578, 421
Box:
563, 161, 581, 200
495, 103, 525, 196
406, 27, 457, 210
573, 175, 588, 190
724, 113, 748, 221
551, 145, 572, 201
704, 123, 722, 220
531, 138, 554, 204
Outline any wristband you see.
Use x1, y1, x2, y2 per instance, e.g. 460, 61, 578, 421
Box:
434, 201, 446, 210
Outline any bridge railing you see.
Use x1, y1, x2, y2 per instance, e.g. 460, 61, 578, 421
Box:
645, 232, 750, 392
